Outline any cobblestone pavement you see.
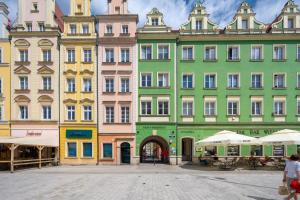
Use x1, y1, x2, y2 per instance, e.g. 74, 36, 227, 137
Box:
0, 164, 283, 200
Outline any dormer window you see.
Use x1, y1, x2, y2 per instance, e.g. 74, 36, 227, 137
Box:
243, 9, 247, 14
197, 9, 201, 14
26, 23, 32, 32
39, 23, 45, 32
33, 3, 38, 11
70, 24, 76, 34
77, 4, 82, 13
196, 20, 202, 30
242, 19, 248, 29
151, 18, 159, 26
106, 25, 113, 34
288, 18, 294, 29
115, 6, 120, 14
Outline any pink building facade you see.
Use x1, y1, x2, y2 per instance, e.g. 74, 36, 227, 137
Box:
97, 0, 138, 164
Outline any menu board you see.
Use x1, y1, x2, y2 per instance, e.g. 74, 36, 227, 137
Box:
273, 145, 284, 156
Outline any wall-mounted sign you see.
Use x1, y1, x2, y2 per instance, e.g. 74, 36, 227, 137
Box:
27, 130, 42, 136
66, 130, 92, 139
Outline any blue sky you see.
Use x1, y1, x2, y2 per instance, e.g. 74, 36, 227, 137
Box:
3, 0, 300, 28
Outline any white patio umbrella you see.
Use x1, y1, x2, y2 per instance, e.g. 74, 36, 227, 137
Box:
195, 130, 260, 146
259, 129, 300, 145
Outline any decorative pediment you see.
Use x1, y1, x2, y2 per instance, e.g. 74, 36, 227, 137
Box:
37, 66, 54, 74
138, 8, 171, 33
180, 2, 218, 33
38, 39, 54, 47
80, 98, 94, 104
80, 69, 94, 75
282, 0, 299, 13
38, 95, 53, 103
14, 39, 30, 47
63, 99, 77, 104
63, 69, 77, 75
225, 1, 266, 33
14, 66, 31, 74
14, 95, 30, 103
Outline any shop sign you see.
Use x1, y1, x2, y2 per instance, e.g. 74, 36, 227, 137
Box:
66, 130, 92, 139
27, 130, 42, 136
235, 129, 280, 136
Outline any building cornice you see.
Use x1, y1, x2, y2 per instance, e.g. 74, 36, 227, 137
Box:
61, 38, 97, 45
137, 32, 179, 40
63, 16, 95, 22
97, 14, 138, 22
10, 31, 60, 38
99, 37, 136, 45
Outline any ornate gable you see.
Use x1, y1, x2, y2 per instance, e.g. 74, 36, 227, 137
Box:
37, 66, 54, 74
14, 39, 30, 47
180, 2, 218, 34
225, 1, 266, 34
270, 0, 300, 33
14, 66, 31, 74
38, 39, 54, 48
38, 95, 53, 103
14, 95, 30, 103
138, 8, 171, 33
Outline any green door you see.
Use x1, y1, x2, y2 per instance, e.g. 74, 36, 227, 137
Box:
121, 142, 131, 164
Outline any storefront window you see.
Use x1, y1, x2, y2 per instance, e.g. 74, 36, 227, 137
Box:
103, 143, 112, 158
273, 145, 285, 156
227, 146, 240, 156
83, 143, 92, 158
205, 146, 217, 156
250, 145, 263, 156
67, 142, 77, 158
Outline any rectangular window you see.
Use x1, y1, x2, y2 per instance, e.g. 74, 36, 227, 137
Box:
67, 78, 75, 92
0, 79, 2, 94
204, 74, 216, 89
82, 24, 89, 34
158, 101, 169, 115
196, 20, 202, 30
39, 23, 45, 32
288, 18, 294, 29
42, 50, 51, 62
70, 24, 76, 34
122, 25, 129, 34
251, 145, 263, 156
273, 74, 285, 88
20, 106, 28, 120
152, 18, 159, 26
0, 49, 2, 63
273, 45, 285, 60
251, 74, 262, 88
0, 106, 2, 121
158, 45, 169, 60
182, 74, 193, 89
182, 101, 193, 116
158, 73, 169, 87
205, 46, 216, 60
83, 49, 92, 62
297, 100, 300, 115
141, 46, 152, 60
141, 101, 151, 115
227, 101, 239, 115
141, 73, 152, 87
242, 19, 248, 29
19, 76, 28, 90
43, 77, 51, 90
121, 78, 130, 93
251, 101, 262, 116
42, 106, 51, 120
182, 47, 193, 60
67, 142, 77, 158
83, 106, 92, 121
106, 25, 113, 34
67, 49, 75, 62
274, 101, 285, 115
33, 2, 38, 11
105, 78, 114, 92
228, 46, 239, 60
121, 48, 130, 63
26, 23, 32, 32
105, 106, 114, 123
83, 78, 92, 92
228, 74, 239, 88
204, 101, 216, 116
67, 106, 75, 120
83, 143, 92, 157
20, 50, 28, 62
251, 46, 262, 60
121, 106, 130, 123
103, 143, 112, 158
297, 46, 300, 60
105, 49, 114, 63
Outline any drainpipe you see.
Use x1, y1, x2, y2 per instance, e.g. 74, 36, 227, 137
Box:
175, 36, 179, 165
9, 35, 12, 137
58, 33, 61, 165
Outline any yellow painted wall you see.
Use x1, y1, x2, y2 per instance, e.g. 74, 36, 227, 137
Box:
60, 126, 97, 165
0, 40, 10, 136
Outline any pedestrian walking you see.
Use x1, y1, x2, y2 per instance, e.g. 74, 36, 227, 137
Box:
283, 155, 300, 200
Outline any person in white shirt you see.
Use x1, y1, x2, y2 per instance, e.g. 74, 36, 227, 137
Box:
283, 155, 300, 200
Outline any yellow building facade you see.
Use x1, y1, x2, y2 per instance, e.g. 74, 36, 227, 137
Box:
59, 0, 98, 165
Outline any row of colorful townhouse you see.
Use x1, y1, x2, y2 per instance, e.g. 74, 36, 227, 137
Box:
0, 0, 300, 166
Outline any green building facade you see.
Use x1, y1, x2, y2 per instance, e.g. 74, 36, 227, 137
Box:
137, 1, 300, 165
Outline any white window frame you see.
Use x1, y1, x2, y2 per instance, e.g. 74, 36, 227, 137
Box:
82, 105, 92, 121
157, 44, 170, 60
204, 73, 217, 89
42, 105, 51, 120
297, 44, 300, 60
250, 45, 264, 60
140, 44, 153, 60
19, 105, 29, 120
251, 73, 264, 88
121, 105, 130, 123
227, 73, 240, 88
81, 142, 93, 158
204, 45, 217, 61
273, 44, 286, 60
182, 45, 194, 60
182, 73, 194, 89
182, 99, 194, 117
227, 45, 240, 61
120, 77, 130, 93
140, 72, 152, 88
140, 100, 152, 116
120, 48, 130, 63
251, 97, 264, 116
157, 99, 169, 116
273, 97, 286, 116
273, 73, 286, 88
66, 141, 77, 158
227, 97, 240, 116
66, 105, 76, 121
157, 72, 169, 88
105, 106, 115, 123
204, 99, 217, 116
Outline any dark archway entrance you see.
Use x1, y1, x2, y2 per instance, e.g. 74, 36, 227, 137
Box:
182, 138, 193, 162
140, 136, 169, 164
121, 142, 131, 164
